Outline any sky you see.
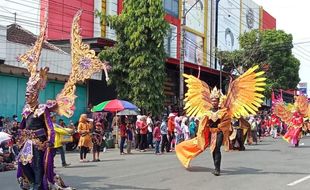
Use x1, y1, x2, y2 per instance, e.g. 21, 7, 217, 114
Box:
253, 0, 310, 95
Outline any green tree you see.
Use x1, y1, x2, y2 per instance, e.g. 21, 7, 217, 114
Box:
98, 0, 169, 115
218, 29, 300, 97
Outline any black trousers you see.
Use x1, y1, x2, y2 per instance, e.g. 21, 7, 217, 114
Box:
212, 131, 223, 172
147, 132, 154, 148
139, 134, 147, 150
234, 129, 245, 151
21, 147, 44, 190
135, 134, 141, 149
80, 146, 88, 160
161, 134, 170, 152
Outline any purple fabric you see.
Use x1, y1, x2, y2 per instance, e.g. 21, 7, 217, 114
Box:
44, 110, 55, 145
17, 109, 56, 189
43, 148, 55, 189
43, 110, 56, 187
16, 162, 23, 178
19, 118, 26, 130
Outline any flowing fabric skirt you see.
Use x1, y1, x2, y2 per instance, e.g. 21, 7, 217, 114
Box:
175, 129, 209, 168
283, 127, 302, 145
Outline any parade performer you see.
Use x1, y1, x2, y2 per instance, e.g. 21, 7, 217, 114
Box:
175, 66, 266, 176
16, 10, 109, 189
274, 95, 309, 147
229, 118, 249, 150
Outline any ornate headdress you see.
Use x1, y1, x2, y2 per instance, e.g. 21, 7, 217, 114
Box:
18, 10, 110, 118
18, 11, 48, 110
210, 86, 221, 99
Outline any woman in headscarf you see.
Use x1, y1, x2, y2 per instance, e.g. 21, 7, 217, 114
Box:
78, 114, 93, 162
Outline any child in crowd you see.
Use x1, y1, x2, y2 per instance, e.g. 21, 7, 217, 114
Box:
153, 121, 162, 155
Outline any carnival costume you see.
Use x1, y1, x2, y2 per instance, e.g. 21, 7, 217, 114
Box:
175, 66, 266, 175
273, 95, 309, 147
229, 117, 250, 150
16, 10, 109, 190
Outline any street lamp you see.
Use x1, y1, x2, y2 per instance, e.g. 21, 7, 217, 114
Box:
179, 0, 202, 110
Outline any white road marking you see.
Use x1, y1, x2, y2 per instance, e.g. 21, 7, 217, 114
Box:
287, 175, 310, 186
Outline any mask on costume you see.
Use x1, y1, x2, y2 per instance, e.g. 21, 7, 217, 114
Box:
25, 67, 49, 109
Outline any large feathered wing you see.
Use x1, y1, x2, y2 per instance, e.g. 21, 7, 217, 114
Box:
294, 95, 308, 117
183, 74, 212, 117
273, 100, 293, 124
224, 65, 266, 118
55, 10, 110, 118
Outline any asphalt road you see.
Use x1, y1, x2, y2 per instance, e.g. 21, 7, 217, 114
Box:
1, 136, 310, 190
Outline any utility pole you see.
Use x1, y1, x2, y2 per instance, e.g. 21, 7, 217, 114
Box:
14, 12, 16, 23
179, 0, 201, 110
179, 0, 185, 111
215, 0, 222, 90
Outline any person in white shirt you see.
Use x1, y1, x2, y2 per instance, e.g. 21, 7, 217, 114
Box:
146, 113, 154, 149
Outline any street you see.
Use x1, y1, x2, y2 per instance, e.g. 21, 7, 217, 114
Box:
1, 136, 310, 190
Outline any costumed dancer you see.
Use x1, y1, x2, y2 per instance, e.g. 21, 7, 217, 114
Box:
175, 66, 266, 176
274, 95, 309, 147
16, 10, 109, 189
229, 118, 246, 151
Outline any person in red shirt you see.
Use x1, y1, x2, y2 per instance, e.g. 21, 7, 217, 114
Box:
139, 116, 148, 152
119, 116, 127, 155
153, 121, 162, 154
167, 113, 176, 151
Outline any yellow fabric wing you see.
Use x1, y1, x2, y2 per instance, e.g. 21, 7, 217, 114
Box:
183, 74, 212, 117
55, 10, 110, 118
224, 65, 266, 118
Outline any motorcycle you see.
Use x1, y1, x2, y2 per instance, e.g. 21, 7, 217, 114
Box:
65, 131, 80, 151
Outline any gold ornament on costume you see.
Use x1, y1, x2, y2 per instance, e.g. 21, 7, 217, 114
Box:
18, 10, 49, 110
183, 65, 266, 118
55, 10, 110, 118
210, 86, 221, 99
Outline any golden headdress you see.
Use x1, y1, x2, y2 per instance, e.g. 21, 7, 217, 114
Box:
210, 86, 221, 99
18, 10, 48, 109
19, 10, 110, 118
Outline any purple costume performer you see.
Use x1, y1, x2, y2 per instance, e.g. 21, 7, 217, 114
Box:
15, 9, 109, 190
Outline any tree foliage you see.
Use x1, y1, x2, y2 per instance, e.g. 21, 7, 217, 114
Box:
98, 0, 169, 115
218, 29, 300, 97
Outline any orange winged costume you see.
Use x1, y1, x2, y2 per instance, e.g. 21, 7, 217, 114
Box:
273, 95, 309, 146
175, 66, 266, 168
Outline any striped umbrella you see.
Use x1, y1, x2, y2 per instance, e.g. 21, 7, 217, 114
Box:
91, 99, 138, 112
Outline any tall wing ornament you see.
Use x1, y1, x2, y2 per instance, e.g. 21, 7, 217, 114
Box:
223, 65, 266, 118
55, 10, 110, 118
18, 11, 48, 76
183, 74, 212, 117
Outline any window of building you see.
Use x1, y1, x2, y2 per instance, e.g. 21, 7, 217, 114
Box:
164, 0, 179, 18
164, 24, 177, 59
